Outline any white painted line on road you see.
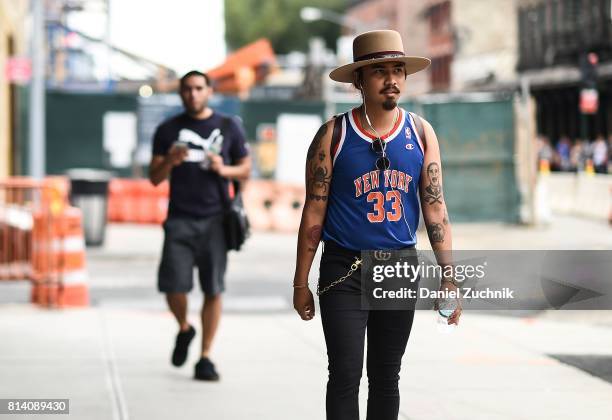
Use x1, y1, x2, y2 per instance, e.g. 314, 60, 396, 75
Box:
98, 309, 130, 420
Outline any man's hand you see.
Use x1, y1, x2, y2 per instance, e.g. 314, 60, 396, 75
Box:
293, 288, 315, 321
434, 279, 463, 326
208, 152, 226, 176
166, 143, 188, 167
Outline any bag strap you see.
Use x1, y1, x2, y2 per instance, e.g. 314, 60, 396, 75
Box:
409, 112, 427, 152
216, 116, 234, 209
330, 114, 343, 160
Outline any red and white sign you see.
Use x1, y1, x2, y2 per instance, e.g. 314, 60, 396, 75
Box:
4, 57, 32, 85
257, 124, 277, 142
580, 89, 599, 114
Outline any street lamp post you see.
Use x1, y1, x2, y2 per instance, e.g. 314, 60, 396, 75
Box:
300, 6, 366, 33
29, 0, 45, 178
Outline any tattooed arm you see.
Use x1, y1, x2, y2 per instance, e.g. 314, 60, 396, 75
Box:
293, 120, 333, 321
418, 118, 461, 325
418, 118, 452, 253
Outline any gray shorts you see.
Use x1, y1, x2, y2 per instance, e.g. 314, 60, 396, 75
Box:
157, 215, 227, 295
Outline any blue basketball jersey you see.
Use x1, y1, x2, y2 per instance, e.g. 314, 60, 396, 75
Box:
322, 107, 425, 250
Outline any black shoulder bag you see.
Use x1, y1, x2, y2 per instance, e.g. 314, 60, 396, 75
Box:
216, 117, 250, 251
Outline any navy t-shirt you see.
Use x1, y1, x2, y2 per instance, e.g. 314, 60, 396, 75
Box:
152, 112, 249, 219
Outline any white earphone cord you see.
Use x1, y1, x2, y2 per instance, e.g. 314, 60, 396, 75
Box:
361, 86, 415, 244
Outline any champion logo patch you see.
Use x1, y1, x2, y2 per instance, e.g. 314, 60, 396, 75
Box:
406, 143, 414, 150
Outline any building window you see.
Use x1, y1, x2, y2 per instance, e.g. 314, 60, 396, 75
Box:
430, 54, 451, 90
518, 0, 612, 70
429, 1, 451, 35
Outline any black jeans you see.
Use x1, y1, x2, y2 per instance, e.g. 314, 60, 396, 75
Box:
319, 241, 416, 420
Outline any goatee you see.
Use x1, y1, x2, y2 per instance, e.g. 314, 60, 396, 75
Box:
382, 99, 397, 111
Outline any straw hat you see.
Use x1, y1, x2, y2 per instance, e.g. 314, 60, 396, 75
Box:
329, 30, 430, 83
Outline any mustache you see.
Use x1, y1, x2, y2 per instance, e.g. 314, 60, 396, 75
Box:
380, 86, 400, 94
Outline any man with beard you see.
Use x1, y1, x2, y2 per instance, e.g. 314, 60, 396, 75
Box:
292, 30, 462, 419
149, 71, 251, 381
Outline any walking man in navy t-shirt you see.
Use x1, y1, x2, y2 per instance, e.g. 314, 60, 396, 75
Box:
149, 70, 251, 381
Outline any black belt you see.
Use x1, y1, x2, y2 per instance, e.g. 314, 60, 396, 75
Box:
322, 240, 415, 259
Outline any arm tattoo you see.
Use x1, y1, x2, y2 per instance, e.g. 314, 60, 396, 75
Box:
307, 125, 326, 160
306, 124, 331, 201
307, 225, 322, 253
427, 223, 445, 243
308, 193, 328, 201
423, 162, 443, 205
308, 225, 322, 245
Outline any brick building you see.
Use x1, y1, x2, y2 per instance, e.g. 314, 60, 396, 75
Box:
345, 0, 520, 95
451, 0, 519, 92
345, 0, 431, 96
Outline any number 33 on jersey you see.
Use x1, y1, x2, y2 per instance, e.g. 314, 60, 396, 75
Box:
322, 108, 425, 250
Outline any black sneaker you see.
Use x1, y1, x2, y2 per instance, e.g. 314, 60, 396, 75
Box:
194, 357, 220, 381
171, 325, 195, 367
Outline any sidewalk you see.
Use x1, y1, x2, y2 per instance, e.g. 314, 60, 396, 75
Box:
1, 214, 611, 419
1, 305, 611, 420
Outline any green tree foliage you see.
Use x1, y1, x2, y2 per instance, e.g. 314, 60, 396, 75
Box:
225, 0, 347, 54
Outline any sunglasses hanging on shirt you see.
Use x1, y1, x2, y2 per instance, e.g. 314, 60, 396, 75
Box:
363, 105, 398, 172
371, 137, 391, 170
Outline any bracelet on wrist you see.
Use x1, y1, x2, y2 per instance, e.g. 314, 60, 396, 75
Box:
293, 283, 309, 289
442, 277, 459, 287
